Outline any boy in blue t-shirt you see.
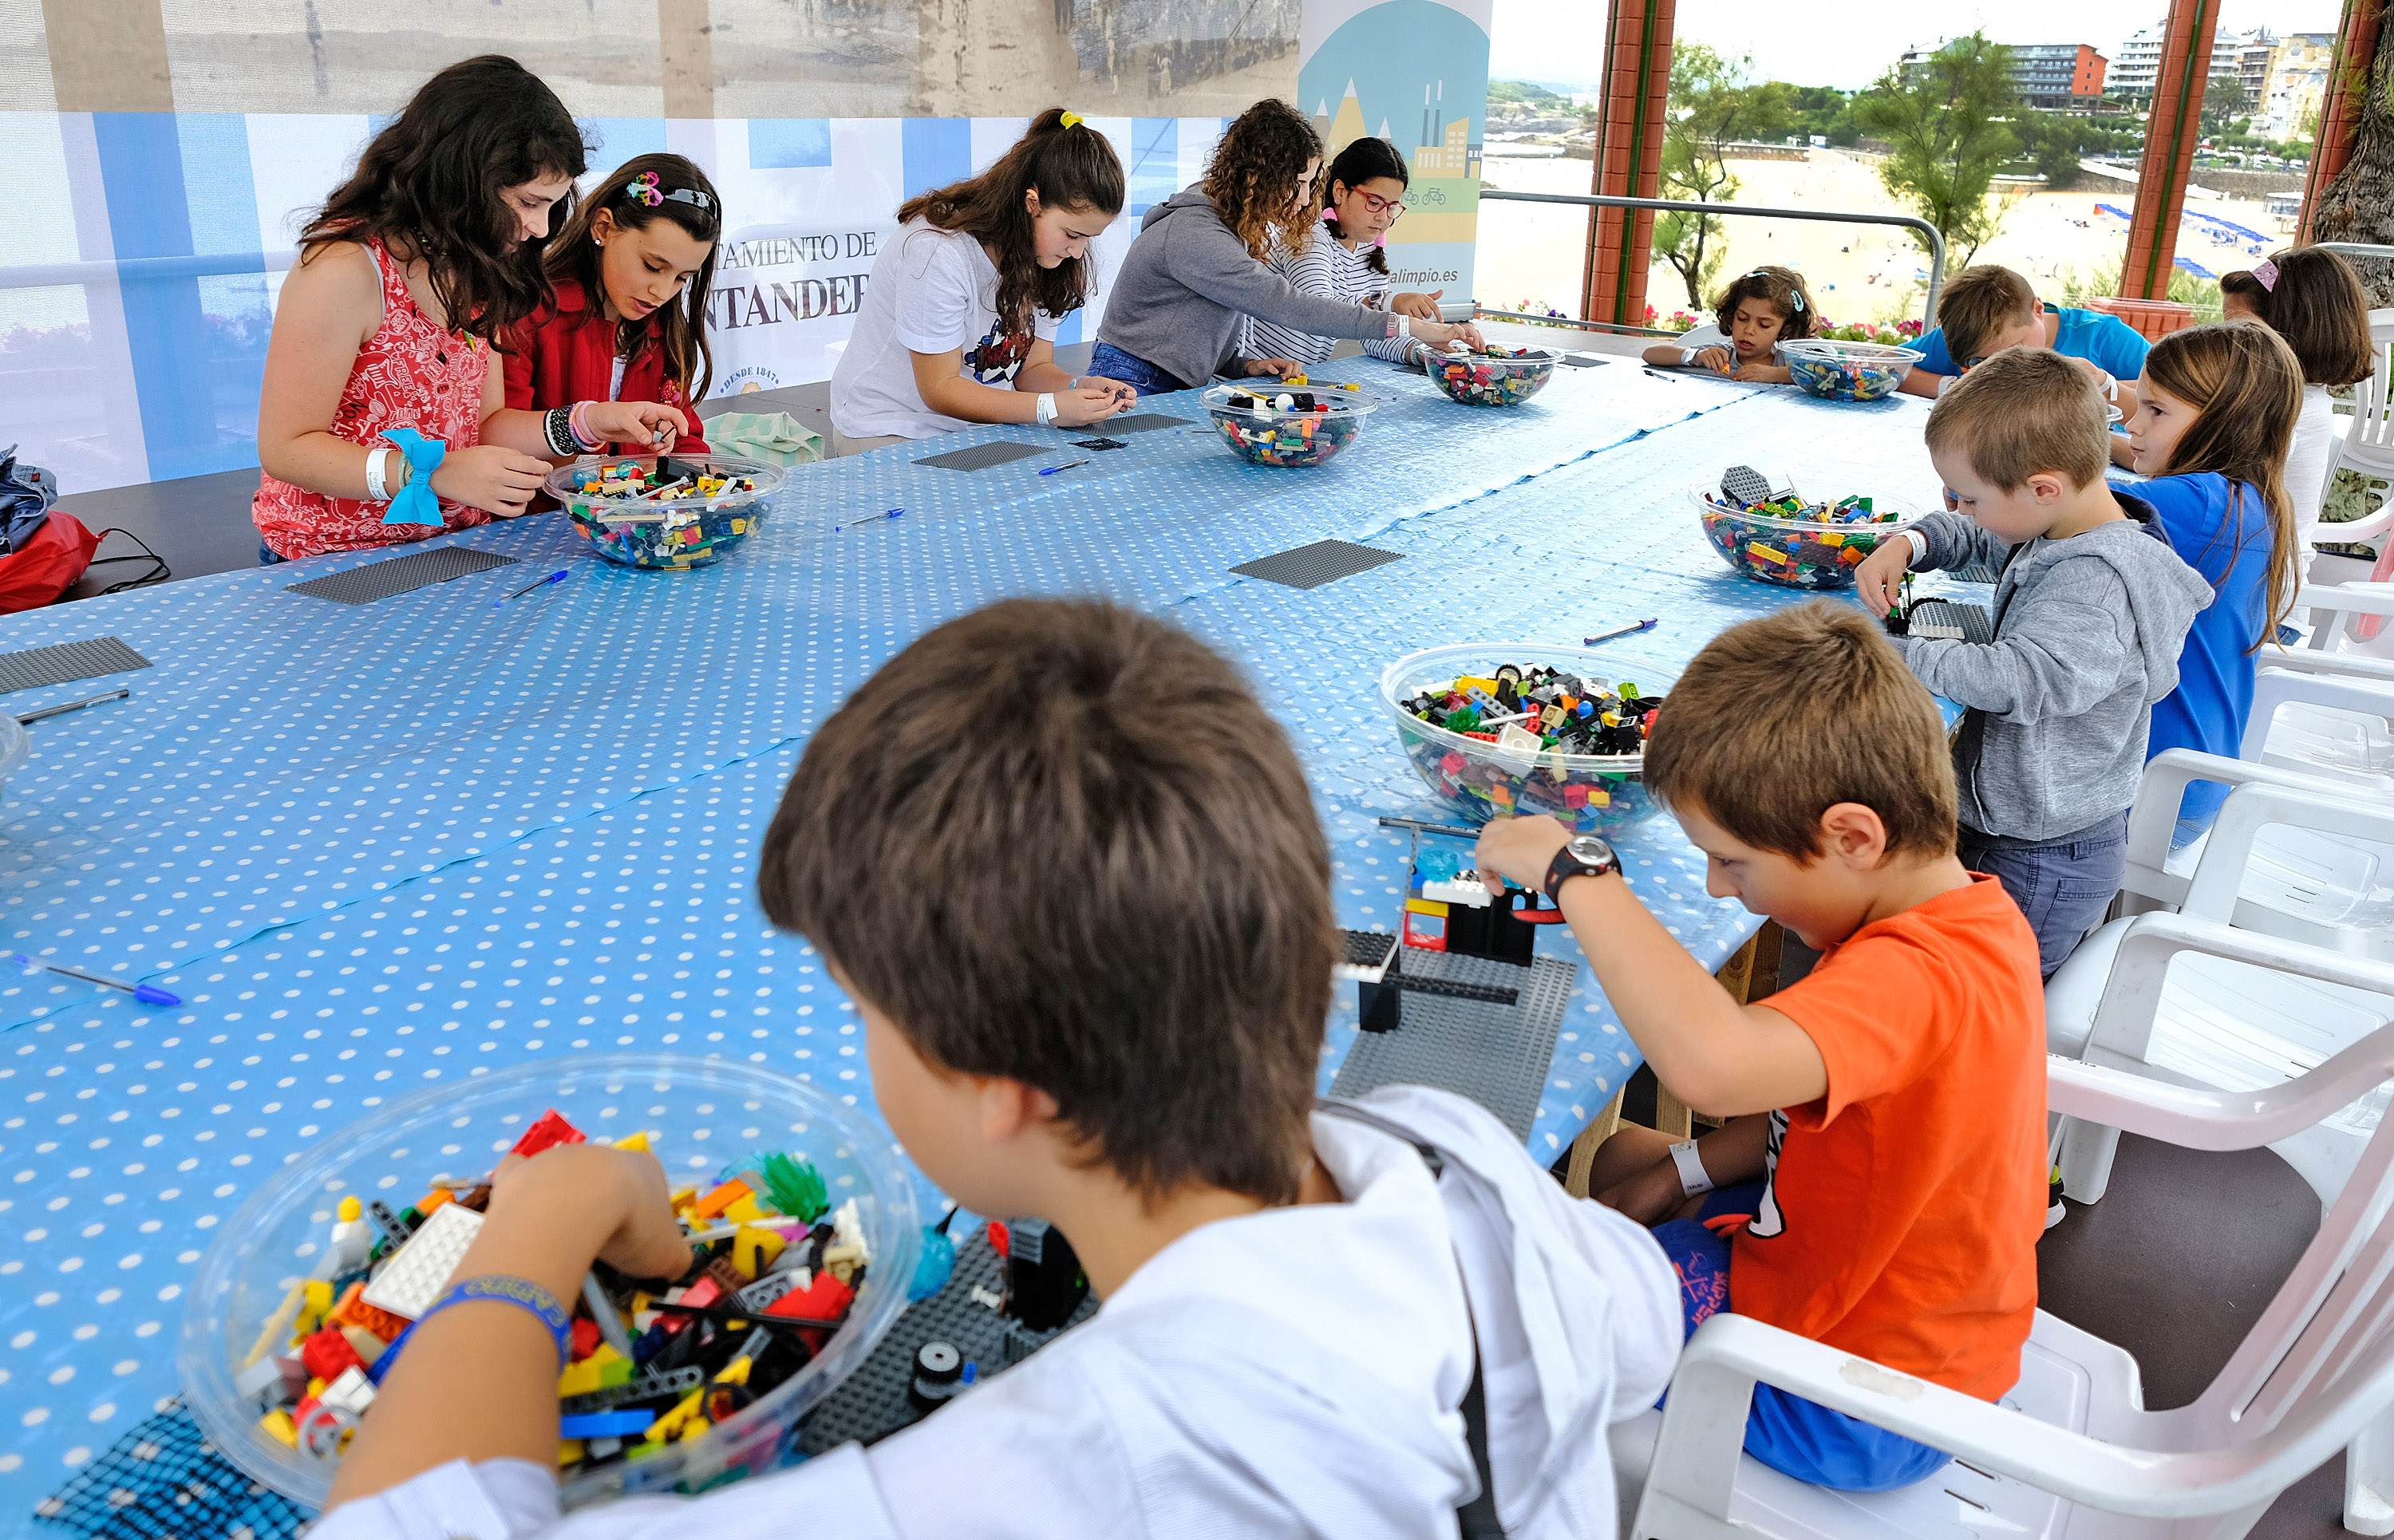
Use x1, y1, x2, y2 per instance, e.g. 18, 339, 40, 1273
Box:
1899, 265, 2146, 422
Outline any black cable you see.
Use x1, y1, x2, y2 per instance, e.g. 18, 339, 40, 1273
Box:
84, 527, 171, 594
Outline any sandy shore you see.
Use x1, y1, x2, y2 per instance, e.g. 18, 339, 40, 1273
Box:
1476, 148, 2287, 332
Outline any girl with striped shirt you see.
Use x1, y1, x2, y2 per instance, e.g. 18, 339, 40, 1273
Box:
1242, 137, 1446, 371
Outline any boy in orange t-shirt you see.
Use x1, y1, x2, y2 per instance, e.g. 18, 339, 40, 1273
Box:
1476, 602, 2047, 1492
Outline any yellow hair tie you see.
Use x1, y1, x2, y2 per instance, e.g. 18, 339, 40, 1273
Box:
1060, 111, 1084, 129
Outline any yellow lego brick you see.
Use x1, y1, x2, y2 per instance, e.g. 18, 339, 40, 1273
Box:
721, 1193, 767, 1227
611, 1131, 650, 1154
259, 1408, 298, 1449
294, 1279, 334, 1338
558, 1439, 584, 1467
646, 1386, 707, 1443
731, 1225, 785, 1281
1404, 897, 1451, 917
713, 1355, 753, 1388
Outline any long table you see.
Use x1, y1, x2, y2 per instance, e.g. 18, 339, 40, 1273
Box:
0, 353, 1954, 1508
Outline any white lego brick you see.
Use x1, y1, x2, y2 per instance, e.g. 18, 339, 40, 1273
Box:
1420, 875, 1495, 909
832, 1198, 868, 1266
361, 1202, 484, 1321
235, 1353, 305, 1408
320, 1365, 377, 1417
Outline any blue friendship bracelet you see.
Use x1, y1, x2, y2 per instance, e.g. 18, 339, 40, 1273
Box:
380, 427, 449, 527
417, 1274, 572, 1368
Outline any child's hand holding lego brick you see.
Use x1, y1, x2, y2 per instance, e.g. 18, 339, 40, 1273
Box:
1470, 813, 1573, 897
1852, 535, 1914, 617
488, 1143, 693, 1285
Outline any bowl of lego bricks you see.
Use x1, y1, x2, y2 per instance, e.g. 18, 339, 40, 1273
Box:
1779, 339, 1923, 402
1378, 643, 1676, 836
1200, 384, 1375, 468
545, 453, 785, 571
180, 1054, 919, 1510
1691, 464, 1920, 591
1426, 343, 1560, 408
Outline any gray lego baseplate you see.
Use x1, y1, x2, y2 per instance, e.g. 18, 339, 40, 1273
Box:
797, 1226, 1095, 1453
1907, 598, 1996, 644
911, 440, 1045, 472
1230, 539, 1406, 590
284, 546, 517, 604
1329, 946, 1576, 1143
0, 636, 151, 696
1091, 413, 1187, 433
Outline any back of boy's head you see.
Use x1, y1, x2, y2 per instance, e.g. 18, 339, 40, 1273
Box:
757, 598, 1331, 1206
2226, 248, 2375, 387
1712, 265, 1815, 340
1645, 603, 1956, 863
1933, 265, 2039, 364
1923, 346, 2108, 492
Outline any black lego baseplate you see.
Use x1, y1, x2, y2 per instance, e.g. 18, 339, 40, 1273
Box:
283, 546, 518, 605
799, 1225, 1095, 1453
0, 636, 151, 697
1231, 539, 1406, 590
1329, 946, 1577, 1143
911, 440, 1047, 472
1092, 413, 1188, 433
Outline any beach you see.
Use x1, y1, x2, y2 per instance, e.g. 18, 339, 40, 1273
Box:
1474, 146, 2289, 331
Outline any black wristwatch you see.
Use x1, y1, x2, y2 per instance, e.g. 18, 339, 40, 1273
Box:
1543, 834, 1620, 902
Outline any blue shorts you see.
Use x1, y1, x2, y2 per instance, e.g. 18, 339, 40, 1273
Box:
1653, 1185, 1951, 1493
1086, 342, 1189, 396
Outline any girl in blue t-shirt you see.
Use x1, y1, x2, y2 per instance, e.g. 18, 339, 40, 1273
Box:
2116, 321, 2305, 820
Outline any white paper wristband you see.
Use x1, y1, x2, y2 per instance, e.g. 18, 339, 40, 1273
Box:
365, 447, 390, 502
1036, 393, 1057, 428
1902, 527, 1930, 565
1670, 1139, 1714, 1198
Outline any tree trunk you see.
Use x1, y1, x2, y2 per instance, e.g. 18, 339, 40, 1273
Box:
2312, 14, 2394, 302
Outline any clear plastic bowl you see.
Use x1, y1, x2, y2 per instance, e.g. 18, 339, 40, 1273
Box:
1780, 339, 1923, 402
1379, 642, 1676, 835
1427, 346, 1560, 407
1690, 487, 1921, 590
1201, 385, 1376, 468
180, 1054, 919, 1511
544, 453, 787, 570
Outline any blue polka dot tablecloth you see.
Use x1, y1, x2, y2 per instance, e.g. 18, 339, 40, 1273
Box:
0, 354, 1952, 1516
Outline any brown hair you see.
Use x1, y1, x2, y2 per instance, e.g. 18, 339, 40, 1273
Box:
898, 108, 1125, 335
1711, 265, 1816, 341
2221, 248, 2375, 387
300, 56, 588, 347
543, 153, 721, 403
2142, 321, 2305, 652
1645, 602, 1957, 863
1924, 346, 2110, 491
757, 598, 1329, 1206
1204, 99, 1326, 262
1933, 264, 2040, 365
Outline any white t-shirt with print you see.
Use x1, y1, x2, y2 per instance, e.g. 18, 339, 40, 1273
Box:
831, 219, 1062, 440
1669, 322, 1790, 365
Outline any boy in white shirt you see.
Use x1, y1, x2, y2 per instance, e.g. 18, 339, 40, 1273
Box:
310, 597, 1682, 1540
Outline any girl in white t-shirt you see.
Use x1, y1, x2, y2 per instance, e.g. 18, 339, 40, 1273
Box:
1639, 265, 1815, 383
2221, 247, 2376, 579
830, 109, 1136, 453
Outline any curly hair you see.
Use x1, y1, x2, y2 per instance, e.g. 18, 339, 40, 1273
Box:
898, 108, 1124, 335
1203, 100, 1325, 262
1711, 265, 1816, 342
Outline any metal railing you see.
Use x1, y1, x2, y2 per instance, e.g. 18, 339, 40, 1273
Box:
2314, 242, 2394, 265
1475, 188, 1949, 337
0, 251, 297, 290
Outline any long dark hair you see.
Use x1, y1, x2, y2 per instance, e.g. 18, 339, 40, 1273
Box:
543, 154, 722, 403
897, 109, 1124, 336
2143, 321, 2305, 652
299, 56, 588, 347
1206, 100, 1325, 261
2222, 247, 2375, 387
1321, 137, 1407, 276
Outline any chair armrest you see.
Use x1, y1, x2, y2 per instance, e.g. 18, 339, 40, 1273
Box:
2244, 667, 2394, 761
2181, 782, 2394, 921
2126, 750, 2357, 906
1634, 1313, 2394, 1531
2322, 504, 2394, 544
2303, 581, 2394, 650
2049, 1040, 2394, 1149
2258, 647, 2394, 686
2080, 910, 2394, 1066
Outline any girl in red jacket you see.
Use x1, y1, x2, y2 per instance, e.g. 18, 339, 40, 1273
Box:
506, 153, 719, 460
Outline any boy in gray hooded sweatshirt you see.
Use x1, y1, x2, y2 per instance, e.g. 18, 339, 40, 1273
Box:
1855, 347, 2214, 976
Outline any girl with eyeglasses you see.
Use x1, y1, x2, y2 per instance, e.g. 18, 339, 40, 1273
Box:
1092, 100, 1482, 393
1240, 137, 1449, 373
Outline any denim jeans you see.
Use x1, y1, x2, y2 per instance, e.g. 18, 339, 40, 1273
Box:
1960, 810, 2128, 978
1085, 342, 1188, 396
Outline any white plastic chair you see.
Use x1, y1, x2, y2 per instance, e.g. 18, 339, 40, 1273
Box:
2306, 580, 2394, 663
2248, 664, 2394, 790
2314, 312, 2394, 590
1614, 1025, 2394, 1540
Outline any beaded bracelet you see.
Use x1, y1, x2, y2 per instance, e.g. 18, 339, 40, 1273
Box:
567, 401, 603, 452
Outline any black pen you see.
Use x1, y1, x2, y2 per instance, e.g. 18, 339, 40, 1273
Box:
15, 688, 128, 725
1641, 367, 1678, 383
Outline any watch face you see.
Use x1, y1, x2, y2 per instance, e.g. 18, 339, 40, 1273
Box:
1566, 835, 1614, 868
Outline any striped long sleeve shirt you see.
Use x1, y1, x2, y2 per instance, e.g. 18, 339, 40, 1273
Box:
1241, 236, 1424, 367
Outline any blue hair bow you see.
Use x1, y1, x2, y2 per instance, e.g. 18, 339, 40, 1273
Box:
380, 428, 449, 526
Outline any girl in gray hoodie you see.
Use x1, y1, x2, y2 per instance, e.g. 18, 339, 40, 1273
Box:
1092, 100, 1482, 393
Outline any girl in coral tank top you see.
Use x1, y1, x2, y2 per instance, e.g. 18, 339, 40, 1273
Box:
253, 56, 690, 562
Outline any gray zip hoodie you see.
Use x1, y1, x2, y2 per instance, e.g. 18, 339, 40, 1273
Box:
1096, 186, 1397, 388
1893, 494, 2214, 842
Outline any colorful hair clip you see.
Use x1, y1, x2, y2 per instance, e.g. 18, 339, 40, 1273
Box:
627, 172, 665, 207
1060, 110, 1084, 129
2253, 258, 2280, 292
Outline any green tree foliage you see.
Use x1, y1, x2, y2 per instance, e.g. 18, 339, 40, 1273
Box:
1652, 42, 1795, 308
1855, 33, 2020, 264
2202, 75, 2250, 131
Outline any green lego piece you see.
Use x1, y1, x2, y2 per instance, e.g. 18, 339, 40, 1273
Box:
757, 1152, 829, 1223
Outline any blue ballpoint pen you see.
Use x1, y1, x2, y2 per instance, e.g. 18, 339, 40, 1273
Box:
1039, 460, 1090, 476
9, 953, 180, 1007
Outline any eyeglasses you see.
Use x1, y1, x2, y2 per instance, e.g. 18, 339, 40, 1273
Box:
1354, 190, 1407, 221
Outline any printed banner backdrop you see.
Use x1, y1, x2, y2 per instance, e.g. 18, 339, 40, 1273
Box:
1297, 0, 1491, 310
0, 0, 1484, 493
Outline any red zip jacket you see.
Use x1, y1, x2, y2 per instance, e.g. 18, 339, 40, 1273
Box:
503, 278, 713, 456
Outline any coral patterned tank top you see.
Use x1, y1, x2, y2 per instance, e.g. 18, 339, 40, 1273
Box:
252, 238, 492, 560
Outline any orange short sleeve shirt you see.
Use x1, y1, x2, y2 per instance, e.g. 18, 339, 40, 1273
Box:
1728, 874, 2048, 1400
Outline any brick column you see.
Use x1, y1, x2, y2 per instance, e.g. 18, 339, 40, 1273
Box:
2299, 0, 2385, 243
1580, 0, 1674, 330
2117, 0, 2221, 300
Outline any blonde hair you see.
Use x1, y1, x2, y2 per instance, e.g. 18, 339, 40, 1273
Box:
2141, 321, 2305, 653
1934, 265, 2040, 364
1645, 602, 1957, 862
1924, 347, 2109, 492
